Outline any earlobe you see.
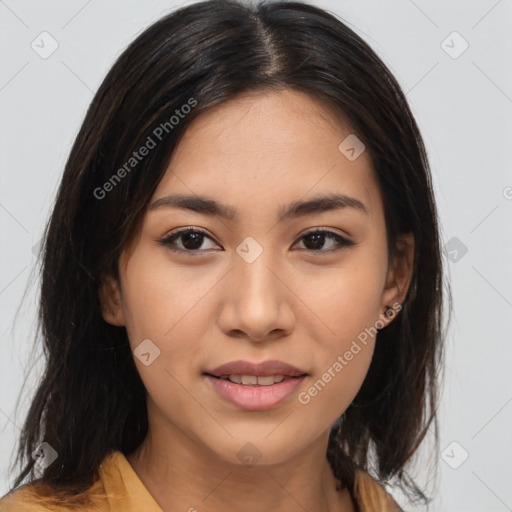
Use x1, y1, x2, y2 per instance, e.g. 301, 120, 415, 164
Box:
98, 275, 125, 326
379, 233, 415, 327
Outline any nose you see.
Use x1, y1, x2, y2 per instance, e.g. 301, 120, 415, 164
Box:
217, 246, 295, 343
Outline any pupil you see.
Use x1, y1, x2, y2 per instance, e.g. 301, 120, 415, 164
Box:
183, 232, 203, 250
305, 233, 324, 250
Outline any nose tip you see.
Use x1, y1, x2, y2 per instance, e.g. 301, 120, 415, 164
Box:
218, 249, 295, 342
235, 328, 287, 343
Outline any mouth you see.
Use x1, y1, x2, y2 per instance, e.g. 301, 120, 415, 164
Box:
204, 359, 308, 379
204, 373, 307, 386
203, 372, 308, 411
203, 359, 309, 410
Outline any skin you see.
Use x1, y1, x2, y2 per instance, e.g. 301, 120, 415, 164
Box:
99, 89, 414, 512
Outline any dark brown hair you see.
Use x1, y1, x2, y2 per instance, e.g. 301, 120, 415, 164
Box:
4, 0, 449, 507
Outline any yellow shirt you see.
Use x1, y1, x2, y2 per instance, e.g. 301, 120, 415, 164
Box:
0, 451, 402, 511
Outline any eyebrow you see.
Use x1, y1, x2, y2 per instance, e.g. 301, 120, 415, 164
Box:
149, 193, 369, 221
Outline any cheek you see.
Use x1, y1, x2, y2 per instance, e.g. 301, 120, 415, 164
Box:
279, 261, 385, 424
119, 254, 219, 394
291, 252, 387, 347
120, 252, 207, 347
293, 251, 385, 392
325, 278, 384, 342
296, 315, 377, 429
118, 259, 212, 429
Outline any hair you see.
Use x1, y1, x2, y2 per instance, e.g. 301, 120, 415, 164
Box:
5, 0, 449, 508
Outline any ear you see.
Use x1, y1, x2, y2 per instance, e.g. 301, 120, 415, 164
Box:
378, 232, 415, 328
98, 275, 125, 326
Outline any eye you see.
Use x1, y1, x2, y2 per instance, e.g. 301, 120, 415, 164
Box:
292, 228, 355, 253
158, 226, 355, 255
158, 227, 220, 254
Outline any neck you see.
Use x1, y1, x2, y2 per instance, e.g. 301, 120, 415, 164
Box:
126, 411, 355, 512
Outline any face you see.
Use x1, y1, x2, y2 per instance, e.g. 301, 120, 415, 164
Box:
100, 89, 413, 468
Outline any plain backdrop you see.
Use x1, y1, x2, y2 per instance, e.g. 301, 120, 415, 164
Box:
1, 1, 511, 511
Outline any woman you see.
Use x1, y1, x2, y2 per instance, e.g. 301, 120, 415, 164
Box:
0, 0, 448, 510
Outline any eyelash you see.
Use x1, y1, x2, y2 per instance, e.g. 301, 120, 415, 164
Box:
158, 226, 355, 255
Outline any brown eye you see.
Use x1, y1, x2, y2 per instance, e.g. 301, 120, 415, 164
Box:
159, 228, 220, 254
293, 229, 355, 253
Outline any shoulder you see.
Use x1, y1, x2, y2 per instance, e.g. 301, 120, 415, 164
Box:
0, 454, 117, 512
0, 482, 71, 512
0, 451, 161, 512
0, 484, 40, 512
0, 482, 106, 512
353, 469, 404, 512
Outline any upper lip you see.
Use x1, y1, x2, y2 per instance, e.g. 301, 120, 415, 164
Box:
205, 359, 308, 378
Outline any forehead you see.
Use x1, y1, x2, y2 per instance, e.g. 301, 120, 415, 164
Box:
152, 89, 383, 223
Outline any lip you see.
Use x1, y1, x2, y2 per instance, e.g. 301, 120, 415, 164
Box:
203, 359, 309, 411
204, 374, 307, 411
205, 359, 308, 378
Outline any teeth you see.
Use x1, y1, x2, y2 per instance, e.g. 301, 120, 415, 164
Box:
255, 375, 277, 386
219, 375, 288, 386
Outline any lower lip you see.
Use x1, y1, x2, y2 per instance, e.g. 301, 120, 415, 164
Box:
204, 375, 306, 411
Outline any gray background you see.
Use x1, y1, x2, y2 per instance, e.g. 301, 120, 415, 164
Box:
1, 1, 511, 510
